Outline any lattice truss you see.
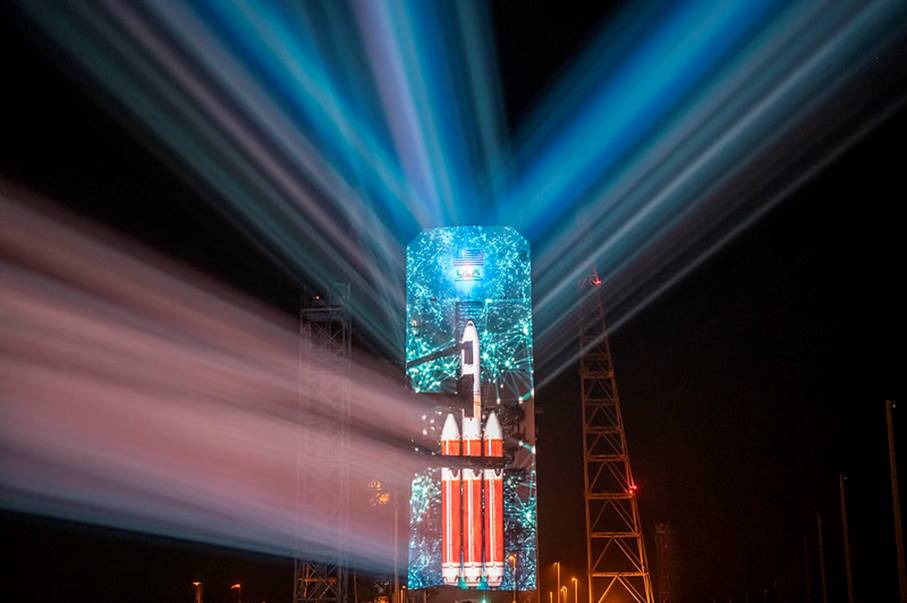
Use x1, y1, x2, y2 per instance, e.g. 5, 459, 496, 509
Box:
295, 298, 352, 603
579, 282, 653, 603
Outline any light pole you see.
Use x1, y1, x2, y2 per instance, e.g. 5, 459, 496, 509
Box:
560, 586, 568, 603
839, 474, 854, 603
886, 400, 907, 603
230, 583, 242, 603
508, 553, 518, 603
571, 577, 578, 603
817, 512, 828, 603
192, 581, 203, 603
394, 496, 400, 603
555, 562, 561, 603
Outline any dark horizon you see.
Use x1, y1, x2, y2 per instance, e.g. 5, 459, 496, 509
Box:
3, 2, 906, 602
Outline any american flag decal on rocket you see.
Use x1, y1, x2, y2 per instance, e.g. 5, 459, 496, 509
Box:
452, 249, 484, 266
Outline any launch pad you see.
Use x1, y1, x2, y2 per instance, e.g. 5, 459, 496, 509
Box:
292, 227, 652, 603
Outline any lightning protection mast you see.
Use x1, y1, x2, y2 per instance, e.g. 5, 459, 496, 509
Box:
578, 272, 653, 603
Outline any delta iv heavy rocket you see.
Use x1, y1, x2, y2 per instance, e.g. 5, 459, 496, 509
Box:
440, 320, 504, 588
407, 226, 537, 596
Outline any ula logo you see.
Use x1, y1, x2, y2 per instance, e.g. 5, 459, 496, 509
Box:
453, 249, 484, 281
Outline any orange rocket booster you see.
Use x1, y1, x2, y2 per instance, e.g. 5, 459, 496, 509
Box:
441, 413, 462, 586
483, 411, 504, 587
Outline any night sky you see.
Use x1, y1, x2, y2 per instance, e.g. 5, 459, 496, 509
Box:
3, 2, 906, 602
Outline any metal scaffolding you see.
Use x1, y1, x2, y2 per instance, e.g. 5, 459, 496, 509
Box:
654, 523, 678, 603
295, 285, 352, 603
578, 274, 653, 603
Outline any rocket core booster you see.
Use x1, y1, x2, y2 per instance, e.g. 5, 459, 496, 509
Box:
460, 320, 482, 587
439, 320, 505, 588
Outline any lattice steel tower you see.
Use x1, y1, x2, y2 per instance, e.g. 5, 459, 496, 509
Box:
295, 285, 351, 603
578, 274, 653, 603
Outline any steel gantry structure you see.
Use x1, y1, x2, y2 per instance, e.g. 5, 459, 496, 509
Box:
295, 285, 352, 603
578, 274, 653, 603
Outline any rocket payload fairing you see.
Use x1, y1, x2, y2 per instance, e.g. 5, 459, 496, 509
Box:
439, 320, 505, 588
461, 321, 482, 419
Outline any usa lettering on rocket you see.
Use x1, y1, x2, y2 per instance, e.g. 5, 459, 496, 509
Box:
440, 320, 505, 589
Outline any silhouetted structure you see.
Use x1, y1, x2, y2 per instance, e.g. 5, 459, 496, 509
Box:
654, 522, 679, 603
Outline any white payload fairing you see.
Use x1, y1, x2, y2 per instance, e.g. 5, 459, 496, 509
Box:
461, 321, 482, 420
439, 320, 505, 588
